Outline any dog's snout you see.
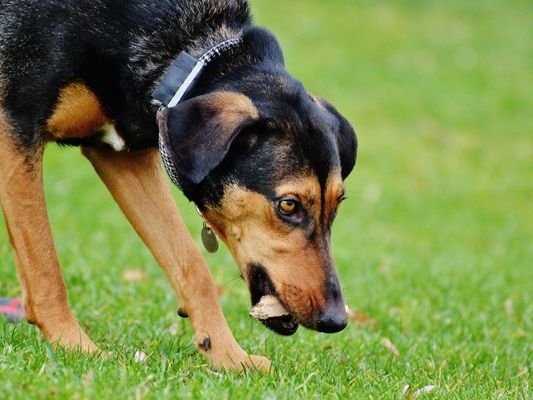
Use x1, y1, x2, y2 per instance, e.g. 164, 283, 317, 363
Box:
316, 270, 347, 333
316, 306, 348, 333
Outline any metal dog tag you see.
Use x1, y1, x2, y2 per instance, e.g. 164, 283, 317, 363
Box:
201, 222, 219, 253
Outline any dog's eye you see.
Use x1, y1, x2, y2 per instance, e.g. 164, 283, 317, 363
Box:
278, 199, 298, 216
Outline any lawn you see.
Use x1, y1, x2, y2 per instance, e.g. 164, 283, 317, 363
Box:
1, 0, 531, 398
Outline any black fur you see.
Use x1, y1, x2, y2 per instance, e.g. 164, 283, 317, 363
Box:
0, 0, 250, 148
0, 0, 356, 207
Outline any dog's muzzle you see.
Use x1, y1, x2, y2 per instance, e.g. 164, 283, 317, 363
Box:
248, 265, 299, 336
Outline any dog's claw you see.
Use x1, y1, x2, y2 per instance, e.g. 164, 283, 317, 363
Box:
177, 307, 188, 318
198, 336, 211, 351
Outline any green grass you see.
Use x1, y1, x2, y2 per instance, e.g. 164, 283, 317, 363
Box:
1, 0, 532, 398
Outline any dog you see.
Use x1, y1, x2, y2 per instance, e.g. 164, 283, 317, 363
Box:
0, 0, 357, 371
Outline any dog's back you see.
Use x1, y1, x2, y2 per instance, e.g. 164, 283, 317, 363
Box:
0, 0, 250, 148
0, 0, 123, 146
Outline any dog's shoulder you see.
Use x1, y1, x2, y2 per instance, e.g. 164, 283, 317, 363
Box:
0, 0, 253, 150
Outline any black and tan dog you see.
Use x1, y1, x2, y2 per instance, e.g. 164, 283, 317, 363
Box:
0, 0, 357, 370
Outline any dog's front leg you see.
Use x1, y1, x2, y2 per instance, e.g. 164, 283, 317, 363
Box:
82, 146, 270, 372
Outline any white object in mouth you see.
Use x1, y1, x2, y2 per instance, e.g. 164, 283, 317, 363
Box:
249, 295, 289, 320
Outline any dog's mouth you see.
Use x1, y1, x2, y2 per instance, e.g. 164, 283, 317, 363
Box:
248, 264, 299, 336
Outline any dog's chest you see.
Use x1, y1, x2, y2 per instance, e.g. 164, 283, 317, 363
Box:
46, 83, 125, 151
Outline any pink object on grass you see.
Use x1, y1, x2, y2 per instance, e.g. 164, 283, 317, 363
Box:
0, 298, 25, 322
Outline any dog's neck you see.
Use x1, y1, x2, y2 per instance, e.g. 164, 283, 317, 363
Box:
128, 22, 285, 108
181, 27, 287, 99
152, 37, 245, 108
119, 5, 287, 150
125, 1, 251, 102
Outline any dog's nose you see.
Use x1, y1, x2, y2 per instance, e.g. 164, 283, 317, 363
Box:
316, 268, 347, 333
316, 306, 348, 333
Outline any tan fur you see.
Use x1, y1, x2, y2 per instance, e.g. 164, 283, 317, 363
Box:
206, 91, 259, 120
0, 109, 96, 352
82, 147, 269, 371
203, 91, 259, 146
275, 178, 323, 219
204, 177, 343, 325
47, 83, 109, 139
324, 172, 345, 224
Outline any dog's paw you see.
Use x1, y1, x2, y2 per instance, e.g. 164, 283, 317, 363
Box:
195, 332, 271, 372
241, 354, 271, 372
209, 350, 271, 373
42, 316, 99, 354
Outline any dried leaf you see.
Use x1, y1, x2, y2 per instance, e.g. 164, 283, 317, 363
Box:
123, 270, 147, 282
134, 350, 149, 363
412, 385, 436, 398
381, 337, 400, 357
168, 323, 179, 336
401, 384, 410, 396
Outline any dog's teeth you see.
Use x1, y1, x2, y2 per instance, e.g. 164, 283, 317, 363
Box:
249, 295, 289, 320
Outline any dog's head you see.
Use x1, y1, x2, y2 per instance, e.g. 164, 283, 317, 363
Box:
157, 34, 357, 336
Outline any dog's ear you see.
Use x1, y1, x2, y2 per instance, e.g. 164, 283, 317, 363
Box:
158, 91, 259, 184
312, 96, 357, 179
